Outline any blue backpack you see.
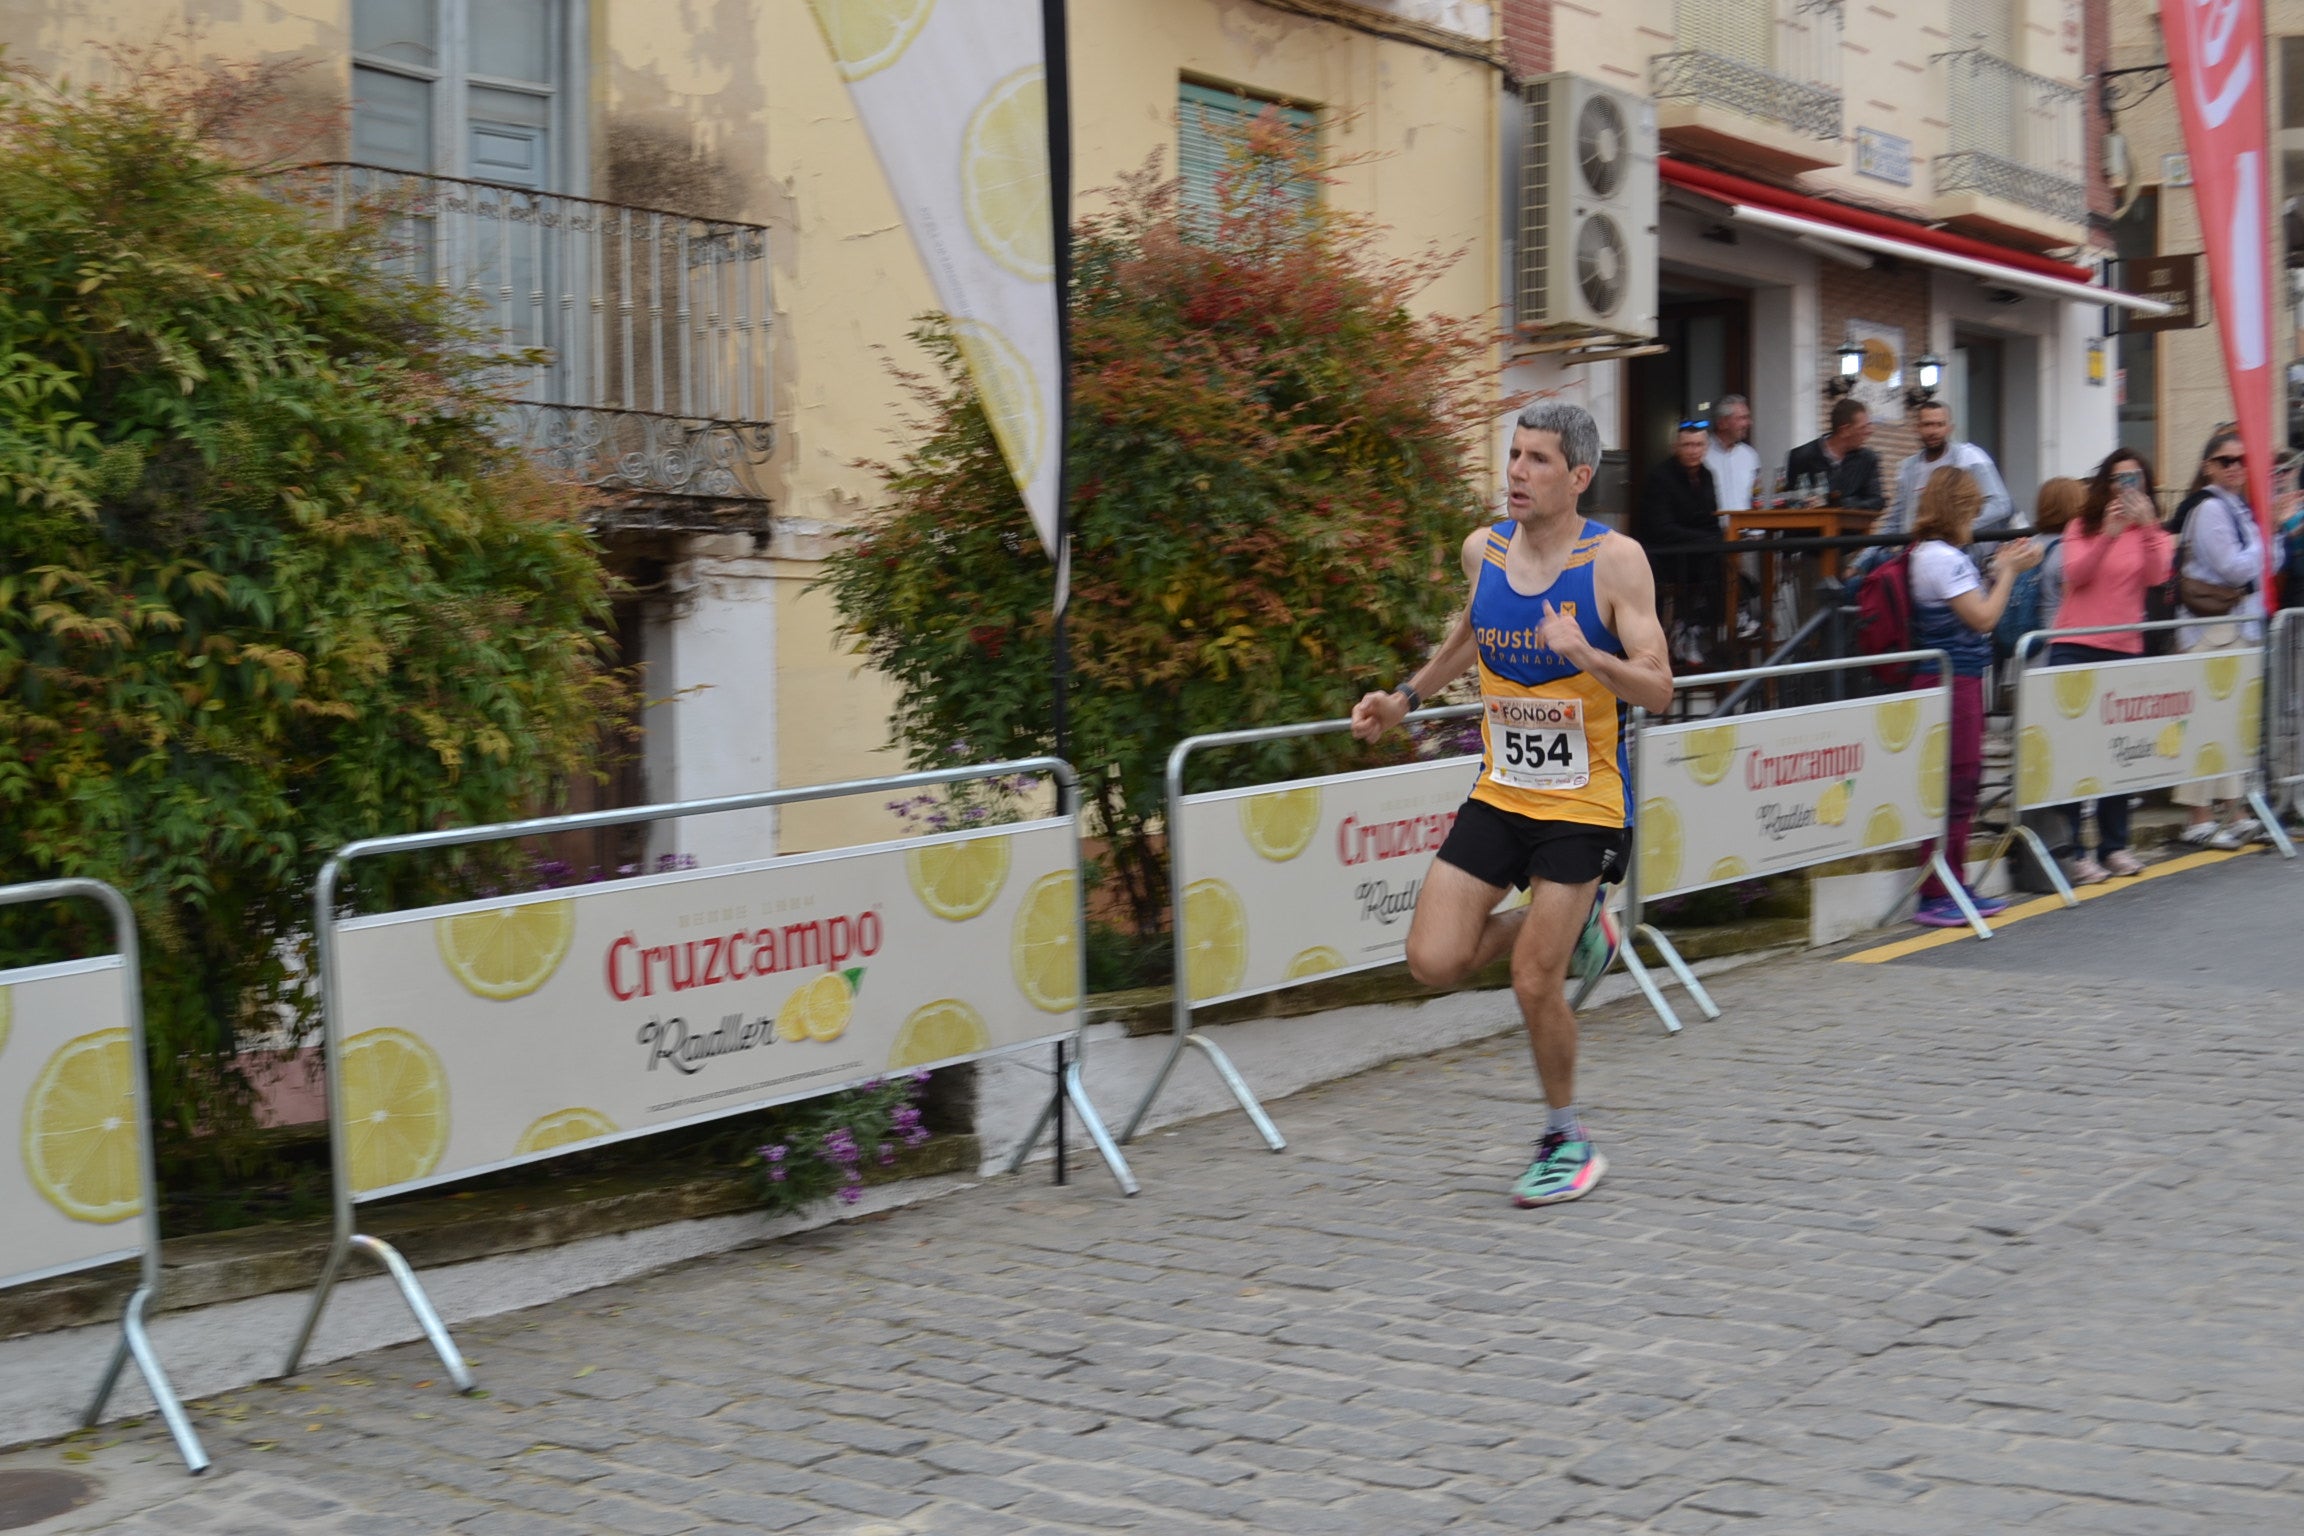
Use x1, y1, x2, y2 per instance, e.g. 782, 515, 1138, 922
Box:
1994, 535, 2056, 661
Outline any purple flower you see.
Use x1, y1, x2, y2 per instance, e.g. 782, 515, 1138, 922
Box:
878, 1142, 896, 1166
910, 1069, 932, 1087
761, 1144, 787, 1164
769, 1166, 787, 1183
836, 1182, 863, 1205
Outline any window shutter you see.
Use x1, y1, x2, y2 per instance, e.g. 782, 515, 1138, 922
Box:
1177, 81, 1317, 222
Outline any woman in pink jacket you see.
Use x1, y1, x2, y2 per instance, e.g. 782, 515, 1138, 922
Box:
2048, 448, 2174, 881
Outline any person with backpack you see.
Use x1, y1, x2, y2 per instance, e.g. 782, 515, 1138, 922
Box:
1903, 465, 2042, 926
2173, 428, 2267, 847
2044, 452, 2172, 881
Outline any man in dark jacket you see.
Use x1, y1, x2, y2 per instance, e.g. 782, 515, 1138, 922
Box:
1784, 397, 1885, 510
1640, 421, 1721, 663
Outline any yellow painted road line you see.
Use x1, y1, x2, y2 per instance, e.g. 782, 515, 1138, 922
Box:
1838, 845, 2264, 965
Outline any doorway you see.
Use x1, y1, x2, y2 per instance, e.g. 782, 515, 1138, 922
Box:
1627, 283, 1753, 509
1949, 330, 2006, 469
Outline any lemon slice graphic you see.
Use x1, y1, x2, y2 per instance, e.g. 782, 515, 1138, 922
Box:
24, 1028, 142, 1223
2052, 669, 2096, 719
2072, 776, 2105, 798
889, 998, 990, 1071
777, 971, 855, 1044
1239, 786, 1321, 862
1863, 804, 1905, 848
2016, 726, 2054, 807
2204, 652, 2241, 700
1637, 797, 1683, 891
514, 1107, 617, 1157
1286, 945, 1345, 979
905, 835, 1010, 921
805, 0, 936, 81
1706, 856, 1750, 883
2195, 741, 2229, 778
1182, 878, 1248, 1001
2239, 677, 2263, 749
1681, 724, 1738, 785
339, 1027, 448, 1194
1917, 723, 1951, 819
951, 318, 1044, 493
1010, 871, 1080, 1013
435, 900, 576, 1001
1874, 697, 1921, 752
1816, 780, 1851, 827
963, 67, 1052, 280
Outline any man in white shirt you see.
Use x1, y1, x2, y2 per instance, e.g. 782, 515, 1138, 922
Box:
1704, 395, 1760, 517
1889, 402, 2016, 536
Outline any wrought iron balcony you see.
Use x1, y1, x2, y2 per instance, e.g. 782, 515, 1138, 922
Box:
1936, 50, 2086, 227
1652, 0, 1843, 143
284, 165, 775, 521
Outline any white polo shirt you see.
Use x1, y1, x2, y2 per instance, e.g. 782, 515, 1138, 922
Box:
1705, 435, 1761, 513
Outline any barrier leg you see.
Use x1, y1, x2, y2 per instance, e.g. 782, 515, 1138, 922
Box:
1182, 1033, 1286, 1152
84, 1288, 208, 1474
2015, 824, 2078, 907
283, 1234, 474, 1393
1636, 924, 1721, 1021
1617, 940, 1684, 1035
1933, 852, 1993, 939
1118, 1032, 1192, 1144
1004, 1052, 1141, 1196
2248, 787, 2296, 859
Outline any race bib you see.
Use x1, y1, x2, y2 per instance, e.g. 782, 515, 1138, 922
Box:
1486, 695, 1590, 791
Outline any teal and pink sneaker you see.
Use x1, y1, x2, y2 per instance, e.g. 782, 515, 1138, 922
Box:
1512, 1131, 1607, 1207
1569, 893, 1621, 987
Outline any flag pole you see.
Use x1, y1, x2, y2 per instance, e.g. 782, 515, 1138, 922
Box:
1043, 0, 1075, 1186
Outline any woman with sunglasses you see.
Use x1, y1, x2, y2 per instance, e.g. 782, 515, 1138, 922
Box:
2046, 451, 2172, 880
2174, 430, 2266, 848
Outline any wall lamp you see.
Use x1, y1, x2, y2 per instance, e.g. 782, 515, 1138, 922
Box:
1905, 352, 1944, 410
1825, 337, 1865, 399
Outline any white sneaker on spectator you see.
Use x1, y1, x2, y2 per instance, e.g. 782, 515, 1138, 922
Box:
2068, 856, 2109, 886
2224, 816, 2262, 841
2102, 849, 2146, 877
2208, 824, 2249, 851
2179, 822, 2219, 846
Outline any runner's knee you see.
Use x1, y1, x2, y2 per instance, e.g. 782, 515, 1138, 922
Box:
1405, 932, 1471, 988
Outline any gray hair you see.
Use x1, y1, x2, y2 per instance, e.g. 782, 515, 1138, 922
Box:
1514, 401, 1602, 473
1717, 393, 1750, 415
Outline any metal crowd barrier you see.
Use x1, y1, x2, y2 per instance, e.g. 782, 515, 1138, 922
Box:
1122, 706, 1483, 1149
2266, 608, 2304, 820
2005, 618, 2295, 907
283, 760, 1132, 1389
0, 879, 207, 1473
1602, 650, 1969, 1033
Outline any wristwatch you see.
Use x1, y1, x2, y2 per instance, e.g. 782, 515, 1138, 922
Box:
1395, 682, 1423, 711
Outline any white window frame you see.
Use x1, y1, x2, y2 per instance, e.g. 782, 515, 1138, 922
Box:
350, 0, 589, 196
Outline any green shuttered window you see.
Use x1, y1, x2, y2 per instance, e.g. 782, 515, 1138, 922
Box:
1177, 80, 1318, 221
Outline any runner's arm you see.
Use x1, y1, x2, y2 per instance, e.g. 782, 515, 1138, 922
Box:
1350, 528, 1488, 741
1535, 536, 1674, 716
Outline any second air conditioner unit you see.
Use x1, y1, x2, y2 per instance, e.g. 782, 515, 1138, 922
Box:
1518, 73, 1659, 343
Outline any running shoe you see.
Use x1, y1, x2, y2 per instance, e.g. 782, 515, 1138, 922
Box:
2068, 856, 2109, 886
2179, 821, 2220, 846
1967, 891, 2011, 918
2102, 849, 2145, 877
1570, 896, 1621, 988
1911, 896, 1968, 928
1512, 1131, 1608, 1207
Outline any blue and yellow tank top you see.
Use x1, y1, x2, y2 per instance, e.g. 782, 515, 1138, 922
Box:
1469, 520, 1631, 830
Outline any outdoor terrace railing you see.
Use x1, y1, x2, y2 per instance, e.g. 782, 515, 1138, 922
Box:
1651, 0, 1844, 142
282, 164, 776, 510
1936, 50, 2087, 226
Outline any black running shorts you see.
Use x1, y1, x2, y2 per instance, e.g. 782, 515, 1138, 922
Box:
1434, 798, 1628, 891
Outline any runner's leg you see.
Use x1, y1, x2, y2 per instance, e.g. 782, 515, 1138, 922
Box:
1508, 876, 1598, 1110
1404, 859, 1524, 989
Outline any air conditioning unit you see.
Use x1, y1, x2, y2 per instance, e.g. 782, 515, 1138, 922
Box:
1518, 74, 1658, 343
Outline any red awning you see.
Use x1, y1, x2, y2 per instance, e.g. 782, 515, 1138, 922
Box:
1660, 158, 2096, 285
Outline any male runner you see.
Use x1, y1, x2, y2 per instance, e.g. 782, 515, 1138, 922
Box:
1351, 401, 1672, 1206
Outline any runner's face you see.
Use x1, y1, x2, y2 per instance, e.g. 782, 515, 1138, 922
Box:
1507, 428, 1595, 522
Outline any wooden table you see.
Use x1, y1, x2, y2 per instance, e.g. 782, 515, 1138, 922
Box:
1721, 506, 1882, 664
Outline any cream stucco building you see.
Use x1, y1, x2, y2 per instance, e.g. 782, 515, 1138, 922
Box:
8, 0, 2167, 860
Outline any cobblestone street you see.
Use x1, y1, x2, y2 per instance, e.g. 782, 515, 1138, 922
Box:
16, 857, 2304, 1534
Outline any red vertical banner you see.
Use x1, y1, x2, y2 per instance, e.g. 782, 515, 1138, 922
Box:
2161, 0, 2279, 588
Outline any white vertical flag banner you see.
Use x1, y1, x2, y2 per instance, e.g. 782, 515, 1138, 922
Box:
808, 0, 1061, 555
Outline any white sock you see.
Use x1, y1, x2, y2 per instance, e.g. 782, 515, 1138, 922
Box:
1544, 1105, 1583, 1140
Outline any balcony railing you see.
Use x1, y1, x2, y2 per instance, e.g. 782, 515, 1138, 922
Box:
1652, 0, 1843, 142
1936, 50, 2086, 226
283, 165, 775, 512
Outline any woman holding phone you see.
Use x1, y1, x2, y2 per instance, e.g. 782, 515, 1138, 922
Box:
2174, 429, 2266, 847
2047, 450, 2173, 881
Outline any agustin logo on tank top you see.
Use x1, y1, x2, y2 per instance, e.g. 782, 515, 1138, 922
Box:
1468, 520, 1631, 830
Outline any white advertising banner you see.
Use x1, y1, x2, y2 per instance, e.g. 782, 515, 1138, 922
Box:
1, 955, 143, 1288
1175, 757, 1485, 1008
806, 0, 1062, 553
2014, 649, 2263, 811
330, 822, 1078, 1201
1637, 691, 1950, 899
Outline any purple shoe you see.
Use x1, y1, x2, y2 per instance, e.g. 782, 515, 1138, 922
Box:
1911, 897, 1968, 928
1966, 891, 2010, 918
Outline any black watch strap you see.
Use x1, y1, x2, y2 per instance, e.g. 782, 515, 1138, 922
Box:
1396, 682, 1423, 711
